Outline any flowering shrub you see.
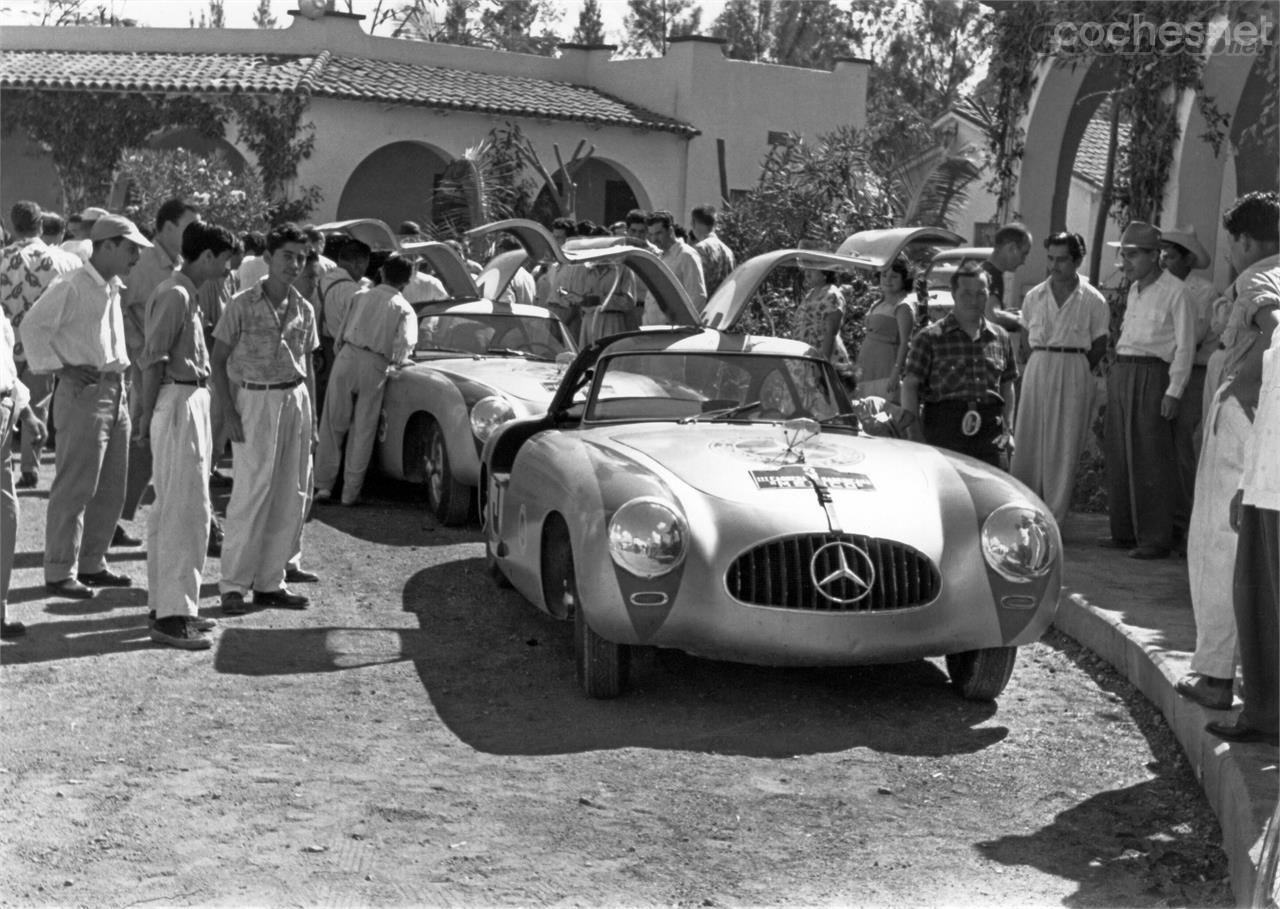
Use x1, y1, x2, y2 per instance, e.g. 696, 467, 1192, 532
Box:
114, 148, 272, 237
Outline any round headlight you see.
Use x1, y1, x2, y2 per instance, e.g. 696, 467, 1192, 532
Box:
981, 504, 1057, 583
470, 395, 517, 442
607, 497, 688, 579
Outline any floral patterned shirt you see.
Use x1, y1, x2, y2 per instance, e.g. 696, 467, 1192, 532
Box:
0, 238, 80, 361
213, 278, 318, 385
794, 283, 849, 366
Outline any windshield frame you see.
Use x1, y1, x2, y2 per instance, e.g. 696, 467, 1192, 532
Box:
413, 309, 574, 360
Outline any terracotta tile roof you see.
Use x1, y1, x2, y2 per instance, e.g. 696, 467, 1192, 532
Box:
1073, 103, 1132, 188
0, 49, 697, 136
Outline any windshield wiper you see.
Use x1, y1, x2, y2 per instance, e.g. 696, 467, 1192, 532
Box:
678, 400, 762, 425
416, 344, 471, 355
485, 347, 553, 362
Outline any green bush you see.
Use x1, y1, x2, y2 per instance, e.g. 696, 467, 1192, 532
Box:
115, 147, 272, 237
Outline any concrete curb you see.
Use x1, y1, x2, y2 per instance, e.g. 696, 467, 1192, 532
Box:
1052, 519, 1278, 906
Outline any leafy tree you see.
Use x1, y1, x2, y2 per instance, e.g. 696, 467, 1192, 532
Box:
433, 123, 534, 236
252, 0, 277, 29
477, 0, 562, 54
573, 0, 607, 44
115, 148, 272, 236
622, 0, 703, 57
191, 0, 226, 28
35, 0, 133, 25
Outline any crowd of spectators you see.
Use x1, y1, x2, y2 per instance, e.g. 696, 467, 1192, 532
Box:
0, 192, 1275, 745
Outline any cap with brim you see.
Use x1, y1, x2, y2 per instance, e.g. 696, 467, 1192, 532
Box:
1107, 221, 1162, 250
1159, 224, 1211, 270
89, 215, 153, 247
78, 206, 109, 222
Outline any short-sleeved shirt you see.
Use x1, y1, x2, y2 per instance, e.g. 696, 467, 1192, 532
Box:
139, 272, 210, 382
213, 279, 319, 385
695, 233, 736, 297
122, 243, 181, 357
0, 238, 80, 360
904, 313, 1018, 405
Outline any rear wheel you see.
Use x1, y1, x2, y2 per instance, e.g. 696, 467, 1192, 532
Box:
419, 418, 469, 526
946, 647, 1017, 701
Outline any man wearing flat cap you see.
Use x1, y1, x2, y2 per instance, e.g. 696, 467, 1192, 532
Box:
19, 214, 151, 599
1160, 224, 1224, 539
1100, 221, 1195, 560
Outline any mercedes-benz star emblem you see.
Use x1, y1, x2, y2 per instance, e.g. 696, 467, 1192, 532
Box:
810, 541, 875, 605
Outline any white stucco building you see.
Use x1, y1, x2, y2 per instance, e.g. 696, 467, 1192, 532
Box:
0, 6, 868, 231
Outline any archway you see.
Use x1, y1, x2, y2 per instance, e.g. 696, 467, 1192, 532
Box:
531, 157, 651, 229
337, 141, 451, 229
148, 127, 248, 174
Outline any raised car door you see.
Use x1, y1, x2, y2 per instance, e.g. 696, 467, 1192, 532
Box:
701, 249, 877, 331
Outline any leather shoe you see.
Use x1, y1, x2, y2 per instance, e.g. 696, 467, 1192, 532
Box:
1, 620, 27, 638
111, 525, 142, 548
1205, 719, 1279, 745
1096, 536, 1137, 549
15, 471, 38, 489
220, 592, 248, 615
45, 578, 95, 599
1128, 545, 1170, 560
1174, 674, 1233, 710
253, 588, 309, 609
77, 569, 132, 588
284, 567, 319, 584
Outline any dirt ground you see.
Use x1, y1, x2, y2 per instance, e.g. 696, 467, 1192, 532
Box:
0, 473, 1231, 908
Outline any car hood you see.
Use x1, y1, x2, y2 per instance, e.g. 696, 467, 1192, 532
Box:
408, 357, 565, 404
597, 424, 949, 542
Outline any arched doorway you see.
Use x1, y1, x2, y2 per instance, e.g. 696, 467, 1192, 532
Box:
148, 128, 248, 174
531, 157, 651, 228
338, 141, 451, 228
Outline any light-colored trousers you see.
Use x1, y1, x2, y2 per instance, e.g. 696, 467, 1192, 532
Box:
45, 372, 129, 581
1, 397, 17, 611
219, 383, 311, 596
16, 363, 51, 474
1187, 390, 1249, 679
314, 346, 387, 504
147, 385, 212, 619
1012, 350, 1096, 524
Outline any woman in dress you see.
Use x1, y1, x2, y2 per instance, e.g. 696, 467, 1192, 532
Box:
795, 261, 851, 371
1011, 231, 1109, 522
854, 256, 915, 399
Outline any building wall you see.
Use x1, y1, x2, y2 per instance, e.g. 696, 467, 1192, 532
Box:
0, 11, 868, 231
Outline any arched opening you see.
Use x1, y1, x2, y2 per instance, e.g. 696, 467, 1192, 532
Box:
1232, 51, 1280, 197
337, 141, 451, 228
148, 127, 248, 174
531, 157, 651, 229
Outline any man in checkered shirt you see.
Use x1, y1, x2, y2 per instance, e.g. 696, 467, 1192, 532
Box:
900, 263, 1019, 469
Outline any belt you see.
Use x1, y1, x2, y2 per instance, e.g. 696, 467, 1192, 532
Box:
348, 343, 389, 361
1032, 346, 1087, 354
241, 378, 302, 391
925, 398, 1004, 412
166, 377, 208, 388
66, 365, 124, 382
1115, 355, 1167, 365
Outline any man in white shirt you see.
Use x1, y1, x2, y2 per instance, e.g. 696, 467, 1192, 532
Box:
1159, 225, 1220, 543
1, 311, 48, 637
1100, 221, 1195, 559
19, 215, 152, 599
1177, 192, 1279, 723
314, 255, 417, 507
313, 238, 370, 415
645, 210, 705, 323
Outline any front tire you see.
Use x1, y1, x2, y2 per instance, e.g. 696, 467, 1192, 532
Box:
542, 516, 628, 698
946, 647, 1017, 700
421, 418, 469, 526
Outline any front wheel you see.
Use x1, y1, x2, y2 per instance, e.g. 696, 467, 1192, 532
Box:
420, 418, 470, 526
575, 602, 629, 699
945, 646, 1017, 701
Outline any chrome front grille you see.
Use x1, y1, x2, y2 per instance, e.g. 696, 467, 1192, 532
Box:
726, 533, 940, 612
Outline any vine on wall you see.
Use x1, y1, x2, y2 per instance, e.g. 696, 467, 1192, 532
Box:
984, 1, 1249, 228
0, 87, 321, 223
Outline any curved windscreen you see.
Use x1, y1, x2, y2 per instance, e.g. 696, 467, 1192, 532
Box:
585, 351, 845, 423
416, 312, 572, 360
